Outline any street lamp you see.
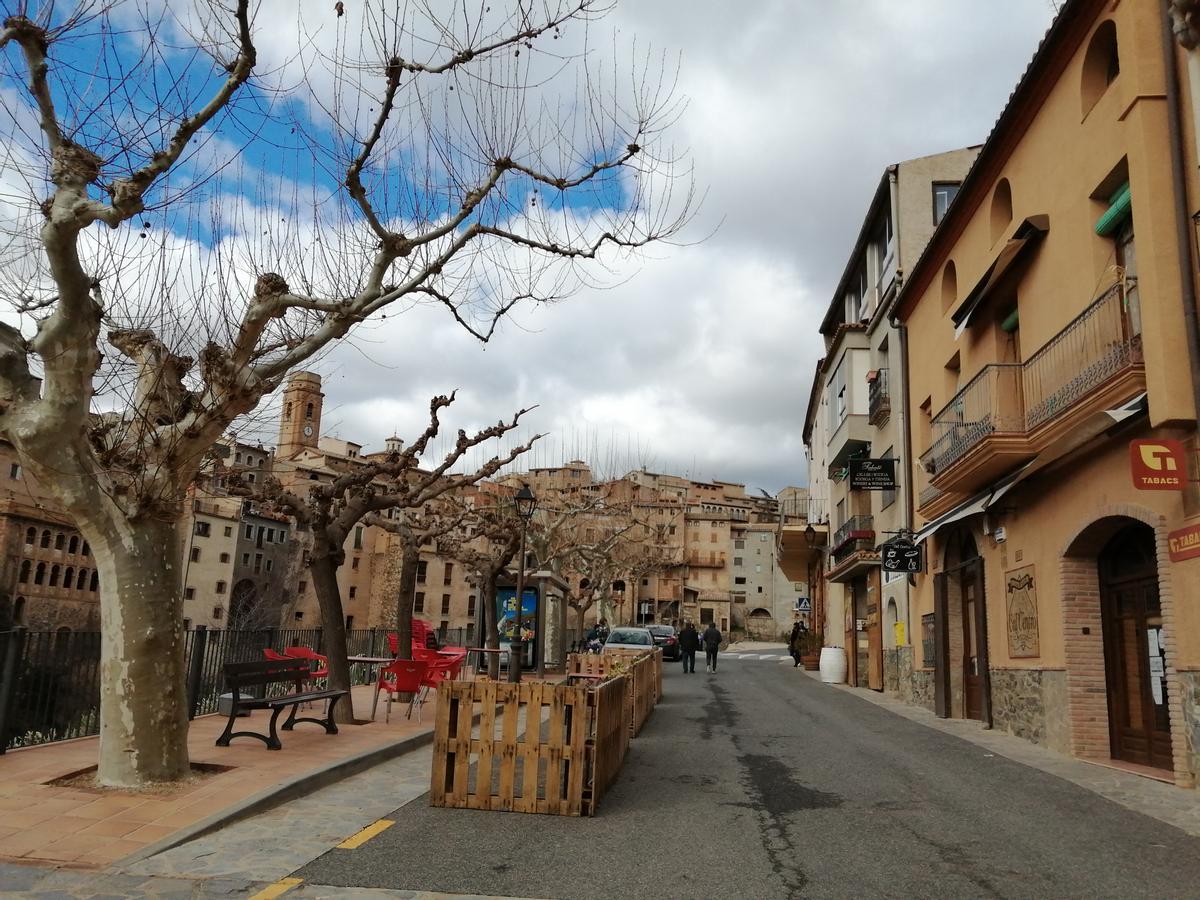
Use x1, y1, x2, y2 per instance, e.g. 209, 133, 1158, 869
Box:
508, 483, 537, 683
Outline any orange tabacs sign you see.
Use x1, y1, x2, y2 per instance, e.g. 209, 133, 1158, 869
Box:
1168, 524, 1200, 563
1130, 439, 1186, 491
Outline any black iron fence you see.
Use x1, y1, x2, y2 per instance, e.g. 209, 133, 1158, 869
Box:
0, 624, 477, 752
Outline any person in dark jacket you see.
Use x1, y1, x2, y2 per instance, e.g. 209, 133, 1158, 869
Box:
788, 621, 806, 668
703, 623, 723, 673
678, 622, 700, 673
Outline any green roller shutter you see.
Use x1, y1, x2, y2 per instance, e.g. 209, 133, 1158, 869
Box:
1094, 182, 1131, 236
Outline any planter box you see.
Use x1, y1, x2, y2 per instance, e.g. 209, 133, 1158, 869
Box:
430, 676, 630, 817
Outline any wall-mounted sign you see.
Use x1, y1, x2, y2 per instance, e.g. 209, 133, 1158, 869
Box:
1168, 523, 1200, 562
881, 538, 922, 573
1130, 439, 1186, 491
795, 597, 812, 613
849, 458, 897, 491
1004, 565, 1040, 659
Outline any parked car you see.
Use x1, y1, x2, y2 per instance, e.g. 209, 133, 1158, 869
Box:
647, 624, 680, 660
602, 627, 655, 653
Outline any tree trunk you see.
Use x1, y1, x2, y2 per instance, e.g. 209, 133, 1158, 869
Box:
394, 545, 419, 661
93, 518, 190, 788
575, 604, 585, 642
309, 555, 354, 723
483, 570, 501, 680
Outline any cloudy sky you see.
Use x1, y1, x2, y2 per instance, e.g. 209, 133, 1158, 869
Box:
288, 0, 1060, 494
2, 0, 1062, 495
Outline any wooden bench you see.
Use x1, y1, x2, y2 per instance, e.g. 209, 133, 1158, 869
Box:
215, 658, 349, 751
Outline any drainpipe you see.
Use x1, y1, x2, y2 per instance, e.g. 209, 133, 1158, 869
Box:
1163, 3, 1200, 427
885, 166, 915, 649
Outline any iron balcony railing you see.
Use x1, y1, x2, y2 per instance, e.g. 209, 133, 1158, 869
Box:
868, 368, 891, 425
920, 364, 1024, 477
777, 496, 830, 523
919, 285, 1142, 480
1022, 284, 1142, 430
831, 515, 874, 554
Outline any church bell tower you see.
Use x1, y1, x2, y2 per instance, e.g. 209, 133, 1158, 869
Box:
277, 371, 324, 459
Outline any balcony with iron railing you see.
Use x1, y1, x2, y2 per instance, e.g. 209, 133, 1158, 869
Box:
868, 368, 891, 426
831, 515, 874, 556
685, 552, 727, 568
828, 514, 878, 581
917, 285, 1144, 514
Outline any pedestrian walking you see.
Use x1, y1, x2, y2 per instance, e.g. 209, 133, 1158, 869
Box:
703, 622, 723, 673
788, 620, 807, 668
678, 621, 700, 673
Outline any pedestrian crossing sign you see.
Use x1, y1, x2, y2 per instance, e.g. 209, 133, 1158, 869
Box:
795, 597, 812, 612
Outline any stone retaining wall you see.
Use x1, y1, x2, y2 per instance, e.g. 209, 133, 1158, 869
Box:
1180, 671, 1200, 782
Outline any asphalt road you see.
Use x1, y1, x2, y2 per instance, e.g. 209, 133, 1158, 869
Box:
295, 654, 1200, 899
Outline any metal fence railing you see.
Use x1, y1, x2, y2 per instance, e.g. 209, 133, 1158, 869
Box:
0, 623, 479, 753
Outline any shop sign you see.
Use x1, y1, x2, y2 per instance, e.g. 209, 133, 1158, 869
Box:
1004, 566, 1040, 659
881, 538, 922, 573
1130, 439, 1186, 491
849, 458, 897, 491
1168, 523, 1200, 562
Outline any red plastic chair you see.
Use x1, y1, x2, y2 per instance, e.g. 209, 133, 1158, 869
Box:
263, 648, 290, 661
284, 646, 329, 680
375, 659, 428, 723
420, 655, 460, 694
386, 632, 399, 657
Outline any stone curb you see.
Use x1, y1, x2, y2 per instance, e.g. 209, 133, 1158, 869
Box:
116, 723, 440, 868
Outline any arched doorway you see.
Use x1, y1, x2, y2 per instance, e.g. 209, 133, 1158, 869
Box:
746, 607, 774, 641
1099, 523, 1172, 769
935, 528, 991, 722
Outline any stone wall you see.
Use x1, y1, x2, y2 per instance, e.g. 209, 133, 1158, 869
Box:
1180, 671, 1200, 783
883, 649, 900, 695
989, 667, 1068, 754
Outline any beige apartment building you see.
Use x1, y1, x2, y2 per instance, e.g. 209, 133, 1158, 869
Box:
895, 0, 1200, 787
804, 147, 979, 691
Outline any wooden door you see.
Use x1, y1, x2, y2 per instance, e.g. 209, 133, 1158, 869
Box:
1102, 571, 1173, 769
962, 559, 987, 722
867, 611, 883, 691
934, 573, 950, 718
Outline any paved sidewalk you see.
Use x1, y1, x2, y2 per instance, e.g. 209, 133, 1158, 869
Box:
0, 682, 436, 868
804, 669, 1200, 836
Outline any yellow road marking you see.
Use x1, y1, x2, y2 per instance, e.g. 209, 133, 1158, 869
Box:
336, 817, 395, 849
249, 876, 303, 899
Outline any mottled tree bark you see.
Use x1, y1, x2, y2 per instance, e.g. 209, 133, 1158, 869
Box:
308, 553, 354, 724
395, 544, 420, 661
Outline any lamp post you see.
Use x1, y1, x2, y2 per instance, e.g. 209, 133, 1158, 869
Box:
508, 483, 537, 683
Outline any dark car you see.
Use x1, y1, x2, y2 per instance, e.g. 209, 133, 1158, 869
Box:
647, 624, 680, 660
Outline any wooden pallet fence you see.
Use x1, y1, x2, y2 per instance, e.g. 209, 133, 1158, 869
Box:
584, 676, 629, 815
565, 649, 663, 737
430, 677, 630, 816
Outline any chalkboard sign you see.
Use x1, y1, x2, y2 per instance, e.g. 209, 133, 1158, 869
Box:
881, 537, 922, 573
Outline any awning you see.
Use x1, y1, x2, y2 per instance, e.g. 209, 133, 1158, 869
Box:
952, 215, 1050, 338
914, 463, 1034, 545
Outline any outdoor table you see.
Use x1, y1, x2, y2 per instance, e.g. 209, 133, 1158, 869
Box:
348, 655, 394, 715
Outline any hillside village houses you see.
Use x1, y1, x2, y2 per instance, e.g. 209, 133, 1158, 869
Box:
800, 0, 1200, 789
0, 368, 813, 648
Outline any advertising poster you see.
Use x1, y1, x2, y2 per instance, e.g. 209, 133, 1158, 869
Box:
496, 586, 539, 643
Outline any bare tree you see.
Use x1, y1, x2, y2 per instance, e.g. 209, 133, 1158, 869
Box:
262, 395, 536, 721
449, 505, 524, 680
0, 2, 688, 784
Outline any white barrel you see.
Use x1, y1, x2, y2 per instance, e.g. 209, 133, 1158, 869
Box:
819, 647, 847, 684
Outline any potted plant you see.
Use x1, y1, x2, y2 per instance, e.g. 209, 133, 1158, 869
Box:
800, 631, 822, 671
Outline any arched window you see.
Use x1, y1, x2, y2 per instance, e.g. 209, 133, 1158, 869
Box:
81, 541, 90, 557
1081, 20, 1119, 117
34, 562, 45, 585
305, 402, 314, 420
284, 401, 293, 421
68, 535, 78, 554
13, 596, 24, 623
941, 260, 958, 313
64, 567, 74, 589
18, 560, 30, 583
54, 532, 64, 551
76, 568, 88, 590
24, 527, 35, 546
990, 178, 1012, 244
90, 571, 99, 592
49, 564, 60, 587
40, 529, 50, 548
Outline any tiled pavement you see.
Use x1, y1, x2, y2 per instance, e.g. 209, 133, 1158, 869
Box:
0, 683, 436, 869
